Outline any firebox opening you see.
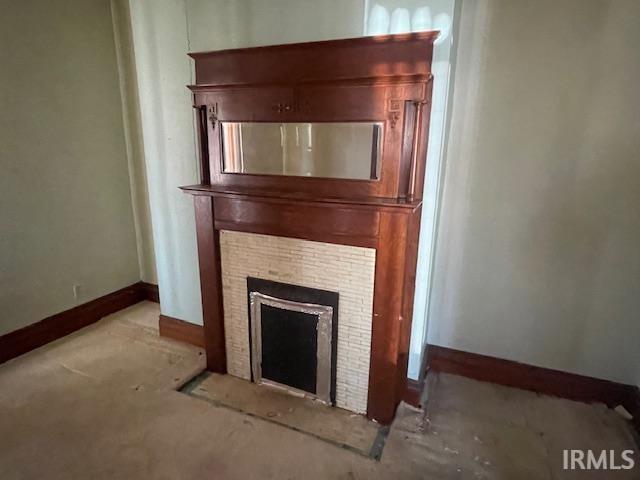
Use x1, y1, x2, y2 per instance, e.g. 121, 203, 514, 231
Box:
247, 277, 339, 405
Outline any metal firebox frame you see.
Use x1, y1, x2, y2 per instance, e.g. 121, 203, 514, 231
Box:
249, 291, 333, 404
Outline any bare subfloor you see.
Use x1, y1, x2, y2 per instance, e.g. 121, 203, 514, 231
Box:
183, 372, 384, 458
1, 302, 637, 479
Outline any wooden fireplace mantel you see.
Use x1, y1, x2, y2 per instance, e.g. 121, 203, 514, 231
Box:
182, 32, 437, 424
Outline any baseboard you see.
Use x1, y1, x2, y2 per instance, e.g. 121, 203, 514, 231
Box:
159, 315, 205, 348
0, 282, 146, 364
404, 380, 423, 407
427, 345, 633, 408
140, 282, 159, 303
403, 348, 430, 407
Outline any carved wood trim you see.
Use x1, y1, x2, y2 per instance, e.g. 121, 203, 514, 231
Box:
189, 34, 435, 201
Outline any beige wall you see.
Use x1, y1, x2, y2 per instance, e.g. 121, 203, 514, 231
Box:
428, 0, 640, 384
0, 0, 141, 335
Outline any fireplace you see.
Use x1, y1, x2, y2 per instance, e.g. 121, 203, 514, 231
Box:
247, 278, 339, 405
182, 33, 437, 423
221, 230, 375, 413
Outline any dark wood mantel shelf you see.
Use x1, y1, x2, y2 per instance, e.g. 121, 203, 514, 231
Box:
179, 184, 422, 210
182, 33, 437, 425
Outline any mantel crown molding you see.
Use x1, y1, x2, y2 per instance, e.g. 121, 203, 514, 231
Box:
188, 32, 438, 88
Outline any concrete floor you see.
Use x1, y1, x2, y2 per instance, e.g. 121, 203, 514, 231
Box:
1, 301, 637, 479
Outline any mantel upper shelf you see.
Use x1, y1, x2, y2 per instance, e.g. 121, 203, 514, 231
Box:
188, 31, 438, 88
187, 74, 434, 92
188, 31, 439, 59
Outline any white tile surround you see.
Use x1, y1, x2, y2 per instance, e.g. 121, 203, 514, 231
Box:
219, 230, 376, 414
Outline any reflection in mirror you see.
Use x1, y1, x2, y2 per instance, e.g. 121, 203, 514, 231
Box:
221, 122, 383, 180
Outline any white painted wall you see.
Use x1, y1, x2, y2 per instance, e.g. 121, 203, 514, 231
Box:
128, 0, 203, 324
0, 0, 141, 335
187, 0, 364, 51
428, 0, 640, 385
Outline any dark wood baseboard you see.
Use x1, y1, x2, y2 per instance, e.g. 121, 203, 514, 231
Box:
159, 315, 205, 348
403, 347, 430, 408
427, 344, 635, 408
0, 282, 147, 364
404, 379, 423, 407
427, 345, 640, 436
140, 282, 159, 303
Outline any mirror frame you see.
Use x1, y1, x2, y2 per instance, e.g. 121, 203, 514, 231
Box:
189, 32, 436, 202
220, 121, 384, 180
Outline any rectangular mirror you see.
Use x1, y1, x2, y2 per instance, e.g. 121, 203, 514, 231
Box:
221, 122, 383, 180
